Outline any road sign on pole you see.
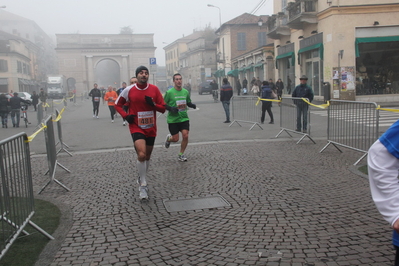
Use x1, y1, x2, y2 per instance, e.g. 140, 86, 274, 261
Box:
149, 58, 156, 65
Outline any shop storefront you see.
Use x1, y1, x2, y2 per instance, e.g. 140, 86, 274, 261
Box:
355, 26, 399, 95
276, 42, 295, 94
297, 33, 324, 97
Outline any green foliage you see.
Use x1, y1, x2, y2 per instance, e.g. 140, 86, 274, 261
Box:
0, 199, 61, 266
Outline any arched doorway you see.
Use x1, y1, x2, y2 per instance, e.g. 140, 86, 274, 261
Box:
95, 59, 120, 88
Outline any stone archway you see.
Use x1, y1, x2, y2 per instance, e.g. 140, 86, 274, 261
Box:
94, 59, 120, 88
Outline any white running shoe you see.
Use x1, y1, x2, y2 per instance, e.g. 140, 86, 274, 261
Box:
93, 114, 95, 118
112, 120, 114, 123
123, 121, 126, 126
164, 134, 171, 148
96, 116, 99, 119
178, 154, 188, 162
139, 186, 149, 200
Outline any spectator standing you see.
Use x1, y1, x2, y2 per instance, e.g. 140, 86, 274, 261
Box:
163, 73, 197, 162
31, 91, 39, 111
220, 78, 233, 123
114, 66, 166, 200
292, 75, 314, 133
260, 81, 274, 124
39, 88, 48, 110
236, 78, 241, 96
9, 92, 30, 127
89, 83, 102, 118
104, 85, 119, 122
276, 78, 284, 99
0, 93, 10, 128
250, 77, 259, 96
242, 77, 248, 94
287, 76, 292, 94
368, 119, 399, 265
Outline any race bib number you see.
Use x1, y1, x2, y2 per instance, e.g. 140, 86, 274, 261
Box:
94, 97, 100, 102
138, 111, 154, 129
176, 100, 187, 112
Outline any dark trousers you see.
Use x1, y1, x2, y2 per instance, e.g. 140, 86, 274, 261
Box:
296, 103, 309, 130
0, 111, 8, 125
92, 101, 100, 116
108, 106, 116, 120
261, 101, 273, 123
10, 109, 20, 126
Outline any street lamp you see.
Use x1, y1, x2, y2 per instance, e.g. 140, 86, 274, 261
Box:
207, 4, 221, 28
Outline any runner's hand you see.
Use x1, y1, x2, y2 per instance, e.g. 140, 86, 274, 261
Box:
125, 114, 135, 124
187, 102, 196, 109
145, 96, 155, 107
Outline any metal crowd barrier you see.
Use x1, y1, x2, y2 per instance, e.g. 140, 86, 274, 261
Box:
320, 100, 379, 165
0, 133, 53, 259
55, 109, 72, 156
276, 97, 315, 144
38, 116, 71, 194
230, 96, 263, 130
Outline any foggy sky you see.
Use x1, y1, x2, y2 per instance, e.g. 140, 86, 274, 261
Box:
2, 0, 273, 66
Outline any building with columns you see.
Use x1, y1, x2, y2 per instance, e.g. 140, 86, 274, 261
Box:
56, 34, 156, 94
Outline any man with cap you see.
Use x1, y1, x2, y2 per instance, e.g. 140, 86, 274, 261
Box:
115, 66, 166, 200
292, 75, 314, 133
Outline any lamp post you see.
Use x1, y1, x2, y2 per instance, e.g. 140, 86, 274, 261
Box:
207, 4, 221, 28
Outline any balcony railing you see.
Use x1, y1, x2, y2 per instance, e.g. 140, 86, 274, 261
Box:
286, 0, 317, 29
267, 12, 290, 39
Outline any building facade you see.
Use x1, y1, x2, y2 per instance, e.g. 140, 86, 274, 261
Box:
0, 10, 56, 93
56, 34, 155, 94
269, 0, 399, 102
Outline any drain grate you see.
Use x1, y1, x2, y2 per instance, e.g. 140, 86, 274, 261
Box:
163, 195, 231, 212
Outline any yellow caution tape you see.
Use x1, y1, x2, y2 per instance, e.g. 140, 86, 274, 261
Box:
255, 97, 281, 106
376, 106, 399, 112
53, 107, 65, 122
26, 123, 47, 142
302, 98, 330, 109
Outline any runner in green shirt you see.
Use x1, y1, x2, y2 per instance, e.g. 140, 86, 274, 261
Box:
163, 73, 197, 161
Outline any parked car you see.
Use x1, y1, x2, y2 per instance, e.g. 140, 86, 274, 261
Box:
15, 92, 32, 103
198, 81, 212, 95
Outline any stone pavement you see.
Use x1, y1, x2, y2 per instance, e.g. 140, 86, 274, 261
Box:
32, 138, 394, 265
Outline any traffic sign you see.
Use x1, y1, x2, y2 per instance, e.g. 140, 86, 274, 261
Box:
149, 58, 156, 65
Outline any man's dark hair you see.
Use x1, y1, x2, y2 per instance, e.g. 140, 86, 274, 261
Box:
223, 78, 228, 84
262, 81, 269, 86
173, 73, 182, 81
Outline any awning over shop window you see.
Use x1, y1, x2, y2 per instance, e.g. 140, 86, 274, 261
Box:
238, 67, 246, 72
275, 52, 295, 69
297, 43, 324, 64
227, 69, 238, 77
213, 69, 226, 78
0, 78, 8, 85
244, 65, 253, 72
253, 63, 264, 69
355, 36, 399, 57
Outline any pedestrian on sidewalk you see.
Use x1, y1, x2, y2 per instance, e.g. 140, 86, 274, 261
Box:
163, 73, 197, 162
89, 83, 102, 119
115, 66, 166, 200
31, 91, 39, 111
292, 75, 313, 133
0, 93, 10, 128
104, 85, 118, 122
220, 77, 233, 123
260, 81, 274, 124
368, 119, 399, 265
9, 92, 30, 128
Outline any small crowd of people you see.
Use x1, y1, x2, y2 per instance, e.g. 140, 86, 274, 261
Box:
0, 88, 47, 128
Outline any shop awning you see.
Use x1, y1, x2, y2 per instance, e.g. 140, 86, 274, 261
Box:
297, 43, 324, 64
253, 63, 264, 69
227, 69, 238, 77
244, 65, 253, 72
238, 67, 246, 72
213, 69, 226, 78
0, 78, 8, 85
355, 36, 399, 57
275, 52, 295, 69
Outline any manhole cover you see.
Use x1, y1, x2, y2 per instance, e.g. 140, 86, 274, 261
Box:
163, 195, 231, 212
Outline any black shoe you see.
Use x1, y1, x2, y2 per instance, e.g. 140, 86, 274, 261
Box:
16, 125, 19, 128
261, 121, 264, 124
295, 128, 301, 132
303, 129, 307, 133
13, 124, 15, 128
269, 121, 274, 124
5, 124, 7, 128
223, 121, 231, 123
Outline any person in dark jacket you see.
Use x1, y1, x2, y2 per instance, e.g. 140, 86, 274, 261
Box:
242, 78, 248, 94
220, 78, 233, 123
276, 78, 284, 99
9, 92, 30, 127
0, 94, 10, 128
31, 91, 39, 111
292, 75, 314, 133
260, 81, 274, 124
89, 83, 102, 118
236, 78, 241, 96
